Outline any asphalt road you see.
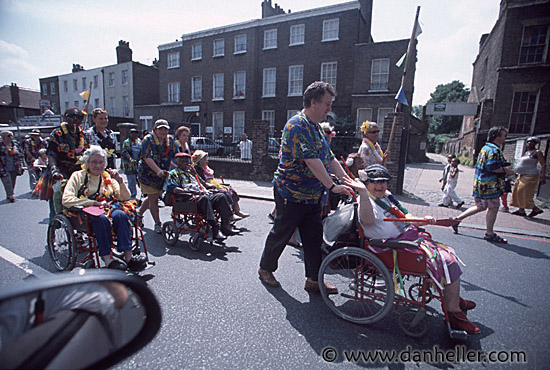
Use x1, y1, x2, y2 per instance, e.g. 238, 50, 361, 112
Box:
1, 172, 550, 369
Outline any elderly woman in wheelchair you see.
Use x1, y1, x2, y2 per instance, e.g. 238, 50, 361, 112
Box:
341, 164, 479, 335
62, 145, 146, 271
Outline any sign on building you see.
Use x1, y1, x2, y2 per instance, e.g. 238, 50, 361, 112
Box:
426, 102, 478, 116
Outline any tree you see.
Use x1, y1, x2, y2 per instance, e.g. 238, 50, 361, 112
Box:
427, 80, 470, 136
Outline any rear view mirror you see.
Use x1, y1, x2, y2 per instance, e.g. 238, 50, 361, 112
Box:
0, 270, 161, 369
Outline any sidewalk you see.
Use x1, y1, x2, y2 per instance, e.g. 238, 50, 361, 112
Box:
226, 154, 550, 239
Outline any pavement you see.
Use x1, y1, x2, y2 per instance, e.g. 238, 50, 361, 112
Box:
226, 153, 550, 239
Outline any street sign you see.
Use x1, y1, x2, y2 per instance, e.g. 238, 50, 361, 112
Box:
426, 102, 478, 116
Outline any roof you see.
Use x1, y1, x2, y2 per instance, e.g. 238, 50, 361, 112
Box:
0, 85, 40, 109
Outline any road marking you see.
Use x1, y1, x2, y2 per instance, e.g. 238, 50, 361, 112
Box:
0, 245, 53, 278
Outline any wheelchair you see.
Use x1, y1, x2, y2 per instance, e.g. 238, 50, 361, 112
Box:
47, 206, 151, 272
161, 193, 219, 251
319, 196, 468, 339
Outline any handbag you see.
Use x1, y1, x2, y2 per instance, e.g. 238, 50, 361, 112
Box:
322, 202, 356, 245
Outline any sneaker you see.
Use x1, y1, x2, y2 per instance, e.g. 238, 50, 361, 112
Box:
127, 255, 147, 271
154, 223, 162, 234
449, 311, 480, 335
456, 201, 465, 209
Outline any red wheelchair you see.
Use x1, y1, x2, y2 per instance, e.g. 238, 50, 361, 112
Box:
47, 206, 151, 272
319, 197, 468, 339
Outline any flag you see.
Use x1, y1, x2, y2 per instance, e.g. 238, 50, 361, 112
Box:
396, 53, 407, 68
395, 86, 409, 106
79, 90, 90, 100
415, 23, 423, 39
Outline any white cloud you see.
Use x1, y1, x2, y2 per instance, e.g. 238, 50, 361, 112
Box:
0, 39, 29, 59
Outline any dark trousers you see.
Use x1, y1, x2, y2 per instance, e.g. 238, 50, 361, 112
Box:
196, 192, 232, 225
260, 189, 323, 279
90, 209, 132, 257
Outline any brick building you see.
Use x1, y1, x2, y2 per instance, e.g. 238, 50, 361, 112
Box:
0, 83, 40, 124
450, 0, 549, 159
135, 0, 416, 144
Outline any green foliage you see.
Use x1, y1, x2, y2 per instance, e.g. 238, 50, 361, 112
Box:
458, 155, 474, 167
411, 105, 423, 119
427, 133, 455, 153
331, 116, 356, 136
426, 80, 470, 138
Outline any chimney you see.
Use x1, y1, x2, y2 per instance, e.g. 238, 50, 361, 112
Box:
9, 83, 20, 106
72, 64, 85, 72
479, 33, 490, 51
116, 40, 133, 64
358, 0, 373, 43
261, 0, 286, 18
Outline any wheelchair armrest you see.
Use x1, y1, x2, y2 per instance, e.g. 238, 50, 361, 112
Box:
368, 239, 419, 250
67, 206, 84, 212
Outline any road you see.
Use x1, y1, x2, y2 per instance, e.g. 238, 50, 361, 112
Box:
1, 171, 550, 369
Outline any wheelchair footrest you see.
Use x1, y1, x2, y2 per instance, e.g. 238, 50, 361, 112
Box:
446, 322, 468, 340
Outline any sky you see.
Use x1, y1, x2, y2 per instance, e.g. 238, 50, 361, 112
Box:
0, 0, 501, 106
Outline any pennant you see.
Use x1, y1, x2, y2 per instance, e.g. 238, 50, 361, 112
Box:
395, 86, 409, 106
79, 90, 90, 100
415, 23, 423, 39
396, 53, 407, 68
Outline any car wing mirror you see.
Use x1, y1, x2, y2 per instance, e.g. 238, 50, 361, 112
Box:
0, 270, 161, 370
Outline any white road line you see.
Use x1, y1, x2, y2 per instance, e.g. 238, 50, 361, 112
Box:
0, 245, 53, 278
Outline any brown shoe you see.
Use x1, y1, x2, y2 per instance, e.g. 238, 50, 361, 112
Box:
304, 279, 338, 295
258, 268, 280, 287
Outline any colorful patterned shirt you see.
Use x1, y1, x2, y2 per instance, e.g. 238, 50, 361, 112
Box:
166, 167, 201, 194
23, 137, 44, 161
273, 110, 335, 204
473, 142, 505, 199
121, 138, 141, 175
47, 123, 89, 179
138, 133, 176, 190
86, 126, 117, 169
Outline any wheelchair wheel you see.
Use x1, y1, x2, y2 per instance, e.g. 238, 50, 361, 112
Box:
398, 309, 428, 338
188, 234, 203, 251
319, 247, 394, 325
47, 214, 77, 271
28, 170, 39, 192
408, 283, 433, 304
162, 221, 179, 246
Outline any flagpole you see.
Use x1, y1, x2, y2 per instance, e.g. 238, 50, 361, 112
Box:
82, 81, 93, 130
385, 6, 420, 157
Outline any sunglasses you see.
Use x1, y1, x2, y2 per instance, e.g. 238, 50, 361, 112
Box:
324, 130, 332, 135
368, 130, 380, 134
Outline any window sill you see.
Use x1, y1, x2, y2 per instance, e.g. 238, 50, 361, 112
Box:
368, 89, 389, 93
321, 38, 339, 42
191, 99, 202, 103
263, 46, 277, 51
233, 96, 246, 100
191, 58, 202, 61
287, 93, 302, 97
213, 54, 225, 58
262, 94, 276, 98
234, 50, 247, 55
289, 42, 304, 47
167, 66, 180, 69
212, 98, 224, 102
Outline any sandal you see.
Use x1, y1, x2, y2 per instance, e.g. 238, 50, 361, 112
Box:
511, 210, 527, 216
528, 209, 543, 218
484, 233, 507, 243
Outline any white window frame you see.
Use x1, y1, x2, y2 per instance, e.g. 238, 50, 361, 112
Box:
191, 76, 202, 102
233, 71, 246, 99
262, 68, 276, 97
212, 112, 223, 140
167, 52, 180, 69
93, 75, 98, 88
264, 29, 277, 50
108, 73, 115, 87
82, 77, 86, 90
74, 100, 79, 108
73, 79, 78, 91
288, 65, 303, 96
322, 18, 339, 42
191, 43, 202, 60
109, 97, 115, 113
123, 96, 130, 116
234, 34, 247, 54
287, 110, 300, 121
213, 39, 225, 57
140, 115, 153, 131
233, 111, 245, 141
290, 24, 305, 46
168, 82, 180, 103
94, 98, 100, 110
213, 73, 224, 100
122, 70, 128, 85
42, 83, 48, 96
63, 80, 68, 92
262, 110, 276, 137
321, 62, 337, 89
370, 58, 390, 91
50, 82, 56, 95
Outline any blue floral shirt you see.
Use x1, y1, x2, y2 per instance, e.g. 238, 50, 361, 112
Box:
273, 110, 334, 204
138, 133, 176, 190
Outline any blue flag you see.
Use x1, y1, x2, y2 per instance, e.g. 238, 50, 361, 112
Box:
395, 86, 409, 106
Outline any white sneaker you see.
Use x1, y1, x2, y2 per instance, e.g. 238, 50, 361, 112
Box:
154, 223, 162, 234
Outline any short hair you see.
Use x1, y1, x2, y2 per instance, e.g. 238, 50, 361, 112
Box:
487, 126, 507, 142
303, 81, 336, 108
175, 125, 190, 138
81, 145, 107, 170
92, 108, 107, 119
38, 148, 47, 155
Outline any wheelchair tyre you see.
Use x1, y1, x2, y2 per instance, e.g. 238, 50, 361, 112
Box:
319, 247, 394, 325
188, 234, 202, 251
29, 170, 39, 192
398, 310, 428, 338
47, 214, 77, 271
408, 283, 433, 304
162, 221, 179, 246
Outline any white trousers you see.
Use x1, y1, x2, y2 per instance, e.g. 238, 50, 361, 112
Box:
442, 180, 462, 206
